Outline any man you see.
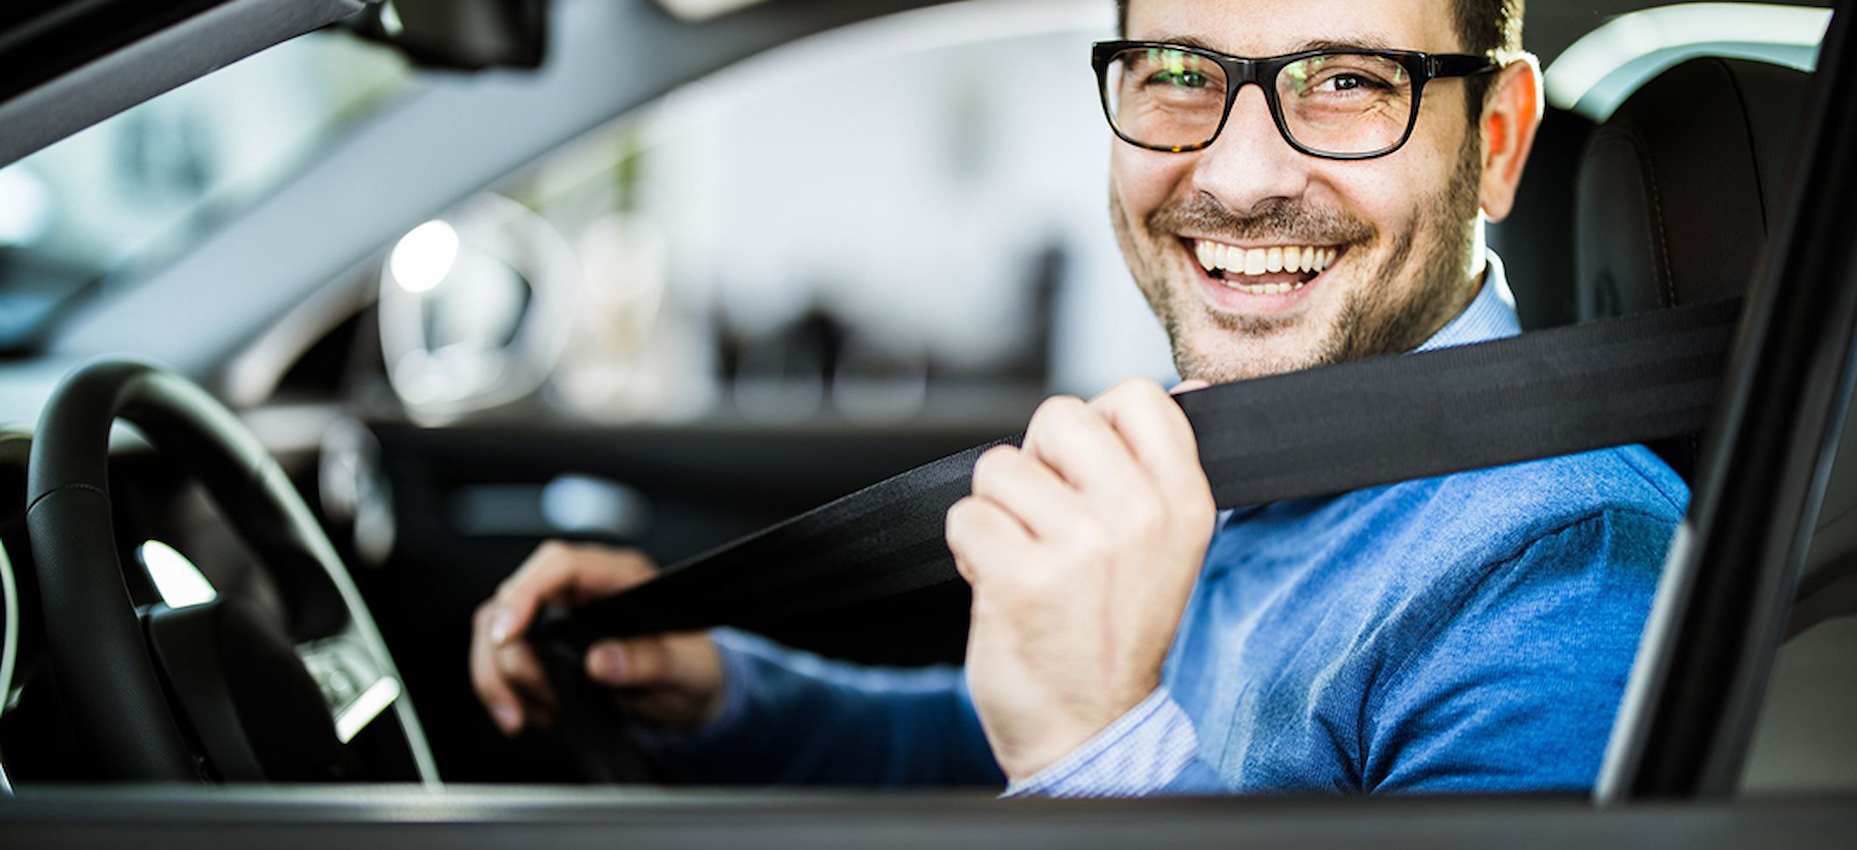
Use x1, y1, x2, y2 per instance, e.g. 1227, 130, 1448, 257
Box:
470, 0, 1687, 795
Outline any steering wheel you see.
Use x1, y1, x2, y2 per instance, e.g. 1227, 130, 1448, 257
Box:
25, 359, 439, 784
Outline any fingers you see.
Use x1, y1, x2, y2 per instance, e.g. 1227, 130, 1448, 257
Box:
970, 446, 1080, 540
1091, 379, 1212, 518
471, 603, 551, 734
489, 542, 659, 646
471, 542, 661, 735
496, 642, 556, 707
586, 637, 677, 689
971, 383, 1211, 549
470, 603, 520, 732
945, 495, 1036, 586
588, 633, 725, 687
1019, 396, 1151, 518
585, 634, 727, 729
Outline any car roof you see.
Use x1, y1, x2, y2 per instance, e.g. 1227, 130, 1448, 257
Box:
0, 0, 1838, 169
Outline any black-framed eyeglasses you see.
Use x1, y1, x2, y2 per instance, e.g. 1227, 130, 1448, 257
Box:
1092, 40, 1498, 160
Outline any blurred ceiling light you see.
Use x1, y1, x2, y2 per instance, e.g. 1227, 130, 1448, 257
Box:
0, 166, 52, 245
1546, 2, 1831, 119
389, 219, 460, 294
138, 541, 219, 610
654, 0, 770, 23
379, 1, 405, 37
380, 193, 577, 422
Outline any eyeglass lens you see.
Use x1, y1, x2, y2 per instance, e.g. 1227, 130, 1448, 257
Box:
1104, 47, 1416, 155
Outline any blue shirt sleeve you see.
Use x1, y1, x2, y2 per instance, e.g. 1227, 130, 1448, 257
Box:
1361, 510, 1672, 793
635, 630, 1004, 787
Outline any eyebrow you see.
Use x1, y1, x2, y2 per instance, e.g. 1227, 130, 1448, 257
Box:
1140, 33, 1402, 56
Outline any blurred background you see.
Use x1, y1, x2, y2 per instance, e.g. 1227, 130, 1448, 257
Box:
0, 0, 1170, 433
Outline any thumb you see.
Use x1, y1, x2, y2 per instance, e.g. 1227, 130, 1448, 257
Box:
586, 637, 677, 688
1170, 379, 1211, 397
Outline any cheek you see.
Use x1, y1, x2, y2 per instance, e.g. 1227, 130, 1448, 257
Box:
1110, 147, 1190, 231
1314, 151, 1448, 247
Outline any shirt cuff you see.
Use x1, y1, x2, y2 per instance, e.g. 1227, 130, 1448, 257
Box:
1003, 688, 1201, 798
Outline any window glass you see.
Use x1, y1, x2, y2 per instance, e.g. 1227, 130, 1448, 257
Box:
0, 31, 410, 348
1740, 400, 1857, 793
376, 5, 1175, 425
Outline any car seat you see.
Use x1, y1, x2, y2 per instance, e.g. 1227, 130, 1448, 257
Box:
1575, 56, 1811, 482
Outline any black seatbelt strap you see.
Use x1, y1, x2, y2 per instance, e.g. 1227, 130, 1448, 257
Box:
538, 299, 1740, 650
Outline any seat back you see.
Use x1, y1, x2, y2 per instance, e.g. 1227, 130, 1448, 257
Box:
1575, 57, 1811, 480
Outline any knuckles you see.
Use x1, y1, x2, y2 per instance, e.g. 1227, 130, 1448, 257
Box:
971, 446, 1022, 493
1027, 395, 1091, 440
943, 497, 986, 550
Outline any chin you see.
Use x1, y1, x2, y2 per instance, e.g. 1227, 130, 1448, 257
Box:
1175, 329, 1327, 384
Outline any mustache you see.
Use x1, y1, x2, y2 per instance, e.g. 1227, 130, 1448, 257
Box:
1147, 195, 1375, 246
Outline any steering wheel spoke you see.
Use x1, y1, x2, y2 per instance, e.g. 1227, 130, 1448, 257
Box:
297, 630, 404, 745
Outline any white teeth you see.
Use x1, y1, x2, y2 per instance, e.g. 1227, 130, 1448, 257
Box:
1190, 239, 1342, 290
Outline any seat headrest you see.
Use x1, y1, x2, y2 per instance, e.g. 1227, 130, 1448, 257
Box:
1575, 57, 1810, 319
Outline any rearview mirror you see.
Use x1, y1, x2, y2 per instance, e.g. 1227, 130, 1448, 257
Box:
348, 0, 548, 71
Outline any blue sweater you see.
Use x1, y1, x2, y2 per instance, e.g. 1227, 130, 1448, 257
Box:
643, 256, 1688, 795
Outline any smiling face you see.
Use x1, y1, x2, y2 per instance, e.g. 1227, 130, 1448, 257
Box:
1113, 0, 1491, 382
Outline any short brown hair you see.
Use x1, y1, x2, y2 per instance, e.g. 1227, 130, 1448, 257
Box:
1113, 0, 1524, 118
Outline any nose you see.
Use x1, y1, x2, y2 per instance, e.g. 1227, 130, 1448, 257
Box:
1189, 85, 1310, 214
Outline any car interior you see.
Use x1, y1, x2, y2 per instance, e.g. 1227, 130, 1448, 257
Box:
0, 0, 1854, 842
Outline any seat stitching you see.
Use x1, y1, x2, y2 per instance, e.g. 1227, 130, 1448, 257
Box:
1633, 130, 1680, 311
1588, 127, 1678, 310
1634, 144, 1693, 457
1590, 124, 1696, 469
1717, 59, 1771, 236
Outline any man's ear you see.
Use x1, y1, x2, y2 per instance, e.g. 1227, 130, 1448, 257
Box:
1477, 56, 1544, 223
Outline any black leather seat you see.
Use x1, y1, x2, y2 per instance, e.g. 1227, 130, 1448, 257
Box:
1574, 56, 1811, 480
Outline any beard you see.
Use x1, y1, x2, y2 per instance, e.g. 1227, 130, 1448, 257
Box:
1113, 131, 1486, 384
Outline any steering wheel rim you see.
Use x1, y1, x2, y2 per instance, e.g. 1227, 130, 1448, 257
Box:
25, 358, 439, 784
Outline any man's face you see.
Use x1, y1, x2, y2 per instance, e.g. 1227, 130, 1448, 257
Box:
1114, 0, 1488, 382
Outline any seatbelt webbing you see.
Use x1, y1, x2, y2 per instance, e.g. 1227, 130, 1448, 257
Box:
541, 299, 1740, 649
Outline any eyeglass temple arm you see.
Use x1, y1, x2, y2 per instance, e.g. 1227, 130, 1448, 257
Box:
1429, 53, 1500, 79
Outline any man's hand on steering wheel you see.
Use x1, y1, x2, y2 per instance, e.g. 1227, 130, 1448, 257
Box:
468, 542, 725, 737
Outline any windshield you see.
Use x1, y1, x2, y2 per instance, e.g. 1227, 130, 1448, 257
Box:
0, 30, 409, 352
